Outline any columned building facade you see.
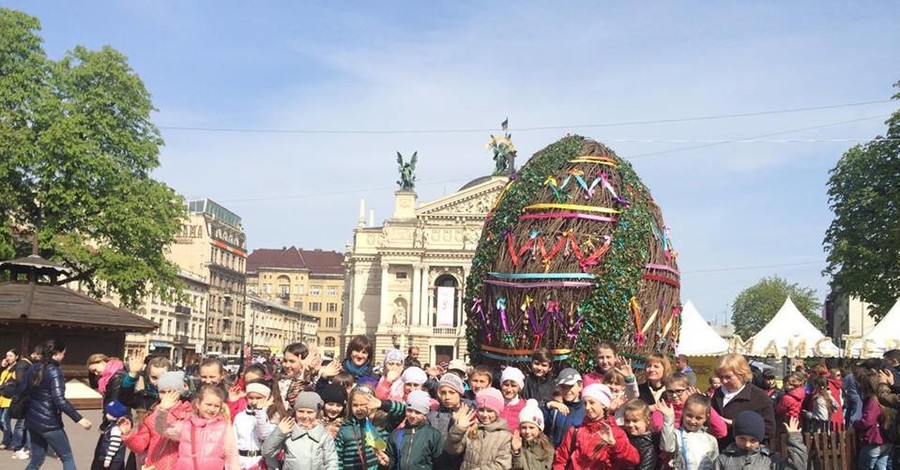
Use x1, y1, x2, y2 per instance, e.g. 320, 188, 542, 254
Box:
342, 176, 507, 365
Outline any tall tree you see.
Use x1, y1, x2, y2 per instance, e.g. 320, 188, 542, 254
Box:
731, 276, 823, 338
824, 81, 900, 321
0, 8, 184, 308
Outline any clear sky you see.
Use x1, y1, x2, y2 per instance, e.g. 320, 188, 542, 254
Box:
8, 1, 900, 323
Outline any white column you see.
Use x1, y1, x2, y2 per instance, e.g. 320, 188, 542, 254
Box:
411, 266, 421, 327
380, 264, 389, 327
420, 267, 430, 327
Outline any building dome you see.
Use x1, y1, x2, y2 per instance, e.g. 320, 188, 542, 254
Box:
459, 175, 496, 191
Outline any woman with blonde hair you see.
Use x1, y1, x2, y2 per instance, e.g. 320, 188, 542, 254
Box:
637, 353, 672, 407
709, 353, 775, 450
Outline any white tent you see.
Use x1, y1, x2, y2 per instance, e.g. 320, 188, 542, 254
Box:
849, 299, 900, 358
747, 297, 840, 358
676, 300, 730, 356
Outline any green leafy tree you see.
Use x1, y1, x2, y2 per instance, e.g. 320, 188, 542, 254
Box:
731, 276, 823, 338
0, 8, 183, 308
824, 81, 900, 321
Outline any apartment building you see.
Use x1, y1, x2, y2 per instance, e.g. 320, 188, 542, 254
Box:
246, 247, 344, 358
244, 294, 319, 356
123, 270, 208, 365
168, 199, 247, 355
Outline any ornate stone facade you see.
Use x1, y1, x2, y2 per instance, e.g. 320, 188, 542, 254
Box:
342, 176, 507, 365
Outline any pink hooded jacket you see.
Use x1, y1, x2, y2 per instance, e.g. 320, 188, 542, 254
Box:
156, 407, 240, 470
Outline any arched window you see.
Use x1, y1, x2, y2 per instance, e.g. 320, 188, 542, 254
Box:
433, 274, 460, 327
277, 275, 291, 297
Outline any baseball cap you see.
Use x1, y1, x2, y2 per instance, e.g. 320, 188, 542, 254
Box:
556, 368, 582, 386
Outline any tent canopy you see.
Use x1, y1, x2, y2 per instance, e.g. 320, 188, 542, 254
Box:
849, 299, 900, 358
676, 300, 730, 357
746, 297, 840, 358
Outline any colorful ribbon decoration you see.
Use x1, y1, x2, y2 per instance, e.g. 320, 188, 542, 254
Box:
471, 297, 492, 343
496, 297, 509, 333
543, 176, 569, 202
630, 297, 646, 347
641, 309, 659, 335
642, 273, 680, 287
481, 351, 571, 363
645, 263, 680, 276
565, 305, 585, 341
519, 212, 618, 223
569, 155, 618, 167
599, 171, 631, 206
504, 231, 612, 272
541, 170, 630, 203
488, 272, 596, 279
484, 279, 596, 288
650, 221, 674, 260
524, 203, 620, 214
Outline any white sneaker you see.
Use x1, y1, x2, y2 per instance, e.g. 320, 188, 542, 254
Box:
11, 449, 29, 460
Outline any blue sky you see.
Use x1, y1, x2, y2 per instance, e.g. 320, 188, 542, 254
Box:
9, 1, 900, 323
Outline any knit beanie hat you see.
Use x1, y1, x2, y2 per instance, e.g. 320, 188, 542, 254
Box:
518, 399, 545, 431
581, 383, 612, 407
401, 367, 427, 385
733, 410, 765, 441
438, 373, 465, 396
406, 390, 431, 415
106, 400, 129, 419
294, 391, 324, 412
475, 387, 504, 414
500, 366, 525, 389
245, 382, 271, 398
157, 371, 185, 392
319, 383, 348, 405
383, 349, 403, 367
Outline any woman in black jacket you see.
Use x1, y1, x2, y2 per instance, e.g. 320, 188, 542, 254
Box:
18, 339, 92, 470
710, 353, 776, 450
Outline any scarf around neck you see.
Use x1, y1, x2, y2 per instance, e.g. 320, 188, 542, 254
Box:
98, 359, 125, 394
343, 358, 372, 379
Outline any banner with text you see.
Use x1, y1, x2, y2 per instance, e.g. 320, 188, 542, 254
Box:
436, 286, 456, 327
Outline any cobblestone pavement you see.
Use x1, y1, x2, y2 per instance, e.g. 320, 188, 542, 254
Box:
2, 409, 102, 470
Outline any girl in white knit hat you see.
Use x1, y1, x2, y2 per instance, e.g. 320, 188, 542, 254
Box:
232, 381, 276, 469
512, 399, 554, 470
500, 366, 527, 430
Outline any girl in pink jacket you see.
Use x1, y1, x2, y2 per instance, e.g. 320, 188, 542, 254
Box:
156, 385, 240, 470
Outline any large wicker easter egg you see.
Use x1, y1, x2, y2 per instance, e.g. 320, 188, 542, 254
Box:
464, 136, 681, 368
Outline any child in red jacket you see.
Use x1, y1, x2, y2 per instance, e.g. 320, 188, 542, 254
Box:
552, 383, 640, 470
775, 374, 806, 421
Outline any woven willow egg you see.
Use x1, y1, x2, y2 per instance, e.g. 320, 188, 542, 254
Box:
464, 136, 681, 367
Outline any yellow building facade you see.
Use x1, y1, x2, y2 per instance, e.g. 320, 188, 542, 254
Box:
246, 247, 344, 358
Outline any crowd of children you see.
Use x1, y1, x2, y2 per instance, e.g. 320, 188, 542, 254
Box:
70, 336, 900, 470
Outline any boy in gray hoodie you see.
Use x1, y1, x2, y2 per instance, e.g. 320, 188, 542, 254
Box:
714, 411, 806, 470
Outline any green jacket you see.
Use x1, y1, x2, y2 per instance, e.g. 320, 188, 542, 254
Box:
512, 440, 554, 470
390, 422, 444, 470
336, 400, 406, 470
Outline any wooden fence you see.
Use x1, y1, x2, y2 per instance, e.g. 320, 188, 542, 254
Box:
779, 428, 857, 470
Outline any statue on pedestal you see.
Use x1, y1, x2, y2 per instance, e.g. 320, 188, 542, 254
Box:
396, 151, 418, 191
487, 118, 516, 175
